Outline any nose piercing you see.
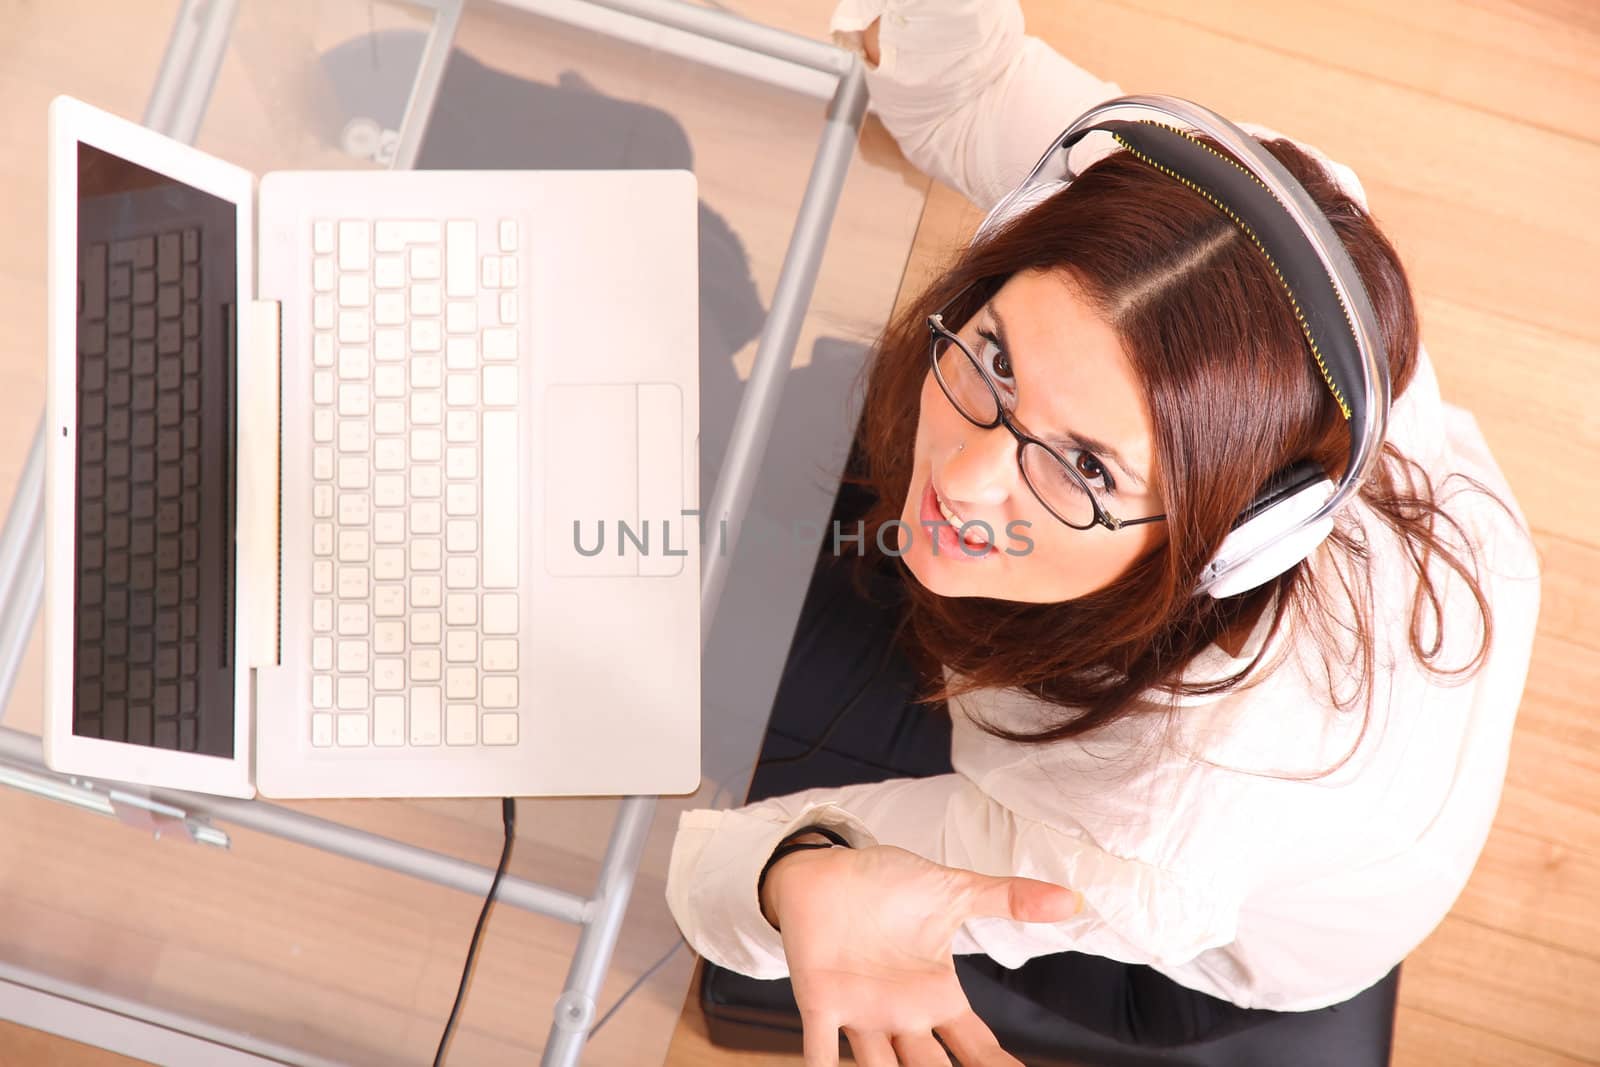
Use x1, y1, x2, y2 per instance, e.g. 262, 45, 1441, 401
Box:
958, 441, 966, 453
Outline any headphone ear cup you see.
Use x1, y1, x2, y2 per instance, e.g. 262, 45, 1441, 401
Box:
1197, 475, 1338, 599
975, 179, 1070, 242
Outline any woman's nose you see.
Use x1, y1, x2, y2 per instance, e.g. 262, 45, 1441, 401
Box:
940, 428, 1015, 509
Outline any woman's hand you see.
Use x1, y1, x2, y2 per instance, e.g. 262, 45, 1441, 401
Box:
762, 839, 1083, 1066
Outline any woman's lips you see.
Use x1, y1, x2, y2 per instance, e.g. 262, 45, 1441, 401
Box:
919, 479, 998, 561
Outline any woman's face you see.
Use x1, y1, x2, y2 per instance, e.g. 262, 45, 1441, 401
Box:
898, 268, 1167, 602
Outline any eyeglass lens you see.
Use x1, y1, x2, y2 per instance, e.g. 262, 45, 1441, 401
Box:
931, 332, 1101, 529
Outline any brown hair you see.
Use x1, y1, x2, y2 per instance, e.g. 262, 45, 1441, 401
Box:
847, 135, 1516, 778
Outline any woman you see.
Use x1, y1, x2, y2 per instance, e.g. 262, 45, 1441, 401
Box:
666, 2, 1542, 1064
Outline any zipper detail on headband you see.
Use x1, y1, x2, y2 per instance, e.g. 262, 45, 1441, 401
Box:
1111, 125, 1354, 421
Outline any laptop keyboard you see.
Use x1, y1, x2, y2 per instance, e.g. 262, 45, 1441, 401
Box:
308, 217, 522, 751
73, 228, 234, 756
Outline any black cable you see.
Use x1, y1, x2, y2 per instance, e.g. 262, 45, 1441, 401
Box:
425, 617, 896, 1051
754, 618, 906, 769
693, 590, 911, 813
434, 797, 517, 1067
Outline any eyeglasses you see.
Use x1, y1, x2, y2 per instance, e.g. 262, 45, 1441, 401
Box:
926, 291, 1168, 533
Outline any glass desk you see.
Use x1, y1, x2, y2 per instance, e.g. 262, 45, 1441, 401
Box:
0, 0, 929, 1062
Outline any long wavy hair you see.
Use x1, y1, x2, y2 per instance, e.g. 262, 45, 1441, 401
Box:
846, 135, 1516, 779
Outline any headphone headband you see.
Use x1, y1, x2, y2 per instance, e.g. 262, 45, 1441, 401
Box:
976, 95, 1392, 598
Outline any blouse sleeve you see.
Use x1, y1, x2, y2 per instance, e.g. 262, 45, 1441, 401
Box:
664, 772, 1247, 980
828, 0, 1125, 211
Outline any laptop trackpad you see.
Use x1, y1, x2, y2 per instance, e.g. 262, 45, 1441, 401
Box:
544, 383, 684, 577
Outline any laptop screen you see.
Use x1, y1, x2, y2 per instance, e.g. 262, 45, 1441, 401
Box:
73, 142, 239, 758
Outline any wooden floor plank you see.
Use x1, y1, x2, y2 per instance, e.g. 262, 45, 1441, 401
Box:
1105, 0, 1600, 144
1449, 822, 1600, 965
1496, 637, 1600, 860
0, 1020, 149, 1067
1402, 913, 1600, 1059
1531, 533, 1600, 654
1393, 1004, 1597, 1067
1412, 295, 1599, 550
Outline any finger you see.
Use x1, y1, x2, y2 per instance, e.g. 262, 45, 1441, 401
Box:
890, 1030, 954, 1067
935, 1009, 1025, 1067
841, 1027, 898, 1067
966, 873, 1083, 923
800, 1012, 840, 1067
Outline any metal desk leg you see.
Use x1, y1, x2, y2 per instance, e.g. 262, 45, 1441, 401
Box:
389, 0, 464, 171
143, 0, 240, 140
695, 62, 869, 644
0, 417, 45, 722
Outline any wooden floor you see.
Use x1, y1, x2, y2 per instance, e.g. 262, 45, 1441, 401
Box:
3, 0, 1598, 1064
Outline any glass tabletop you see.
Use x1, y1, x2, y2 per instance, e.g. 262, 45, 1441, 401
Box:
0, 0, 929, 1063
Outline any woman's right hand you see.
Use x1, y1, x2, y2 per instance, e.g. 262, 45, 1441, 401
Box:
762, 838, 1082, 1066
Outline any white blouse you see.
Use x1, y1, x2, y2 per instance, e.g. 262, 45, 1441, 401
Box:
664, 0, 1542, 1011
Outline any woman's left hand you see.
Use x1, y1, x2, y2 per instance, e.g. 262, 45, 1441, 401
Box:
762, 840, 1083, 1065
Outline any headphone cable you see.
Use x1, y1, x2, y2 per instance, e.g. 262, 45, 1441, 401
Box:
752, 617, 907, 770
433, 797, 517, 1066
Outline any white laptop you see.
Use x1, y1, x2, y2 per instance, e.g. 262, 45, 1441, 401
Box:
42, 95, 701, 800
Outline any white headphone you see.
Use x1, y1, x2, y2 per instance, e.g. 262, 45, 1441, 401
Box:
974, 95, 1391, 600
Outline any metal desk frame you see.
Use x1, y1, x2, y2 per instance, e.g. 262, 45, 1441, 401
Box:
0, 0, 867, 1062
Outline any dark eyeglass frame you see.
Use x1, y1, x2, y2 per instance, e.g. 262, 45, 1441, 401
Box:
926, 289, 1168, 533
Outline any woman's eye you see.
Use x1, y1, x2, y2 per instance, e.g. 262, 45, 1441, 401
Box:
1072, 451, 1115, 493
975, 330, 1012, 383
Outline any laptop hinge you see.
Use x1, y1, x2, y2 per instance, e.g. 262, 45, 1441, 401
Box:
240, 299, 281, 670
